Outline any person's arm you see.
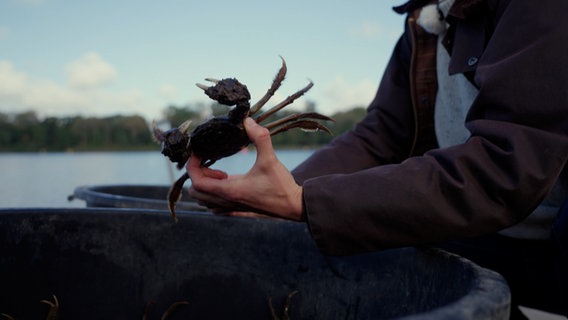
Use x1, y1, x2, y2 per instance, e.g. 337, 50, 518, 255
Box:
301, 0, 568, 255
189, 0, 568, 257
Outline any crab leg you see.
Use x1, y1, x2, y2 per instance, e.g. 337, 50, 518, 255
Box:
269, 120, 333, 136
254, 81, 314, 124
264, 112, 333, 131
40, 294, 59, 320
250, 56, 287, 115
268, 290, 299, 320
167, 172, 190, 223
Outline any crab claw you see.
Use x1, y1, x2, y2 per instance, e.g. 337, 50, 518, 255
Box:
196, 83, 208, 91
205, 78, 220, 84
177, 119, 192, 134
152, 120, 165, 143
152, 120, 192, 143
196, 78, 251, 106
195, 78, 220, 91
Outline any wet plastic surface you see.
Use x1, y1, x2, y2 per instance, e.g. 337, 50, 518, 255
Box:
0, 208, 510, 319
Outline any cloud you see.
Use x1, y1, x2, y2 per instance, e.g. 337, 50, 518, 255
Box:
65, 52, 117, 89
0, 61, 91, 112
0, 63, 83, 116
320, 76, 376, 113
0, 57, 160, 120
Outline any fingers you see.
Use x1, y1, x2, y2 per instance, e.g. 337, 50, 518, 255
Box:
189, 186, 226, 209
201, 166, 228, 179
187, 155, 228, 180
189, 186, 247, 212
229, 211, 282, 219
186, 156, 230, 204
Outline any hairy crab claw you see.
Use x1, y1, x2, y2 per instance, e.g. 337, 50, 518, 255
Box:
152, 120, 192, 170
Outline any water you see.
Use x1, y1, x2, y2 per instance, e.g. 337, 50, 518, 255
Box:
0, 150, 314, 208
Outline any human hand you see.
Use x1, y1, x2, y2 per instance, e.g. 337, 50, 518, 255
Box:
187, 117, 305, 221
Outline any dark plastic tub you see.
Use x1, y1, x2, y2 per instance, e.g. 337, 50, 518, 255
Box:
0, 208, 510, 319
71, 184, 207, 212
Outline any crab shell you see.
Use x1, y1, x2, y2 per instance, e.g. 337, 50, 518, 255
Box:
189, 116, 250, 167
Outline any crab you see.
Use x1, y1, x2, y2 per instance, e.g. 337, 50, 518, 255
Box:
153, 57, 334, 222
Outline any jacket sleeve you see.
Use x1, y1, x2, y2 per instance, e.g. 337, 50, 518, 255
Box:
296, 0, 568, 256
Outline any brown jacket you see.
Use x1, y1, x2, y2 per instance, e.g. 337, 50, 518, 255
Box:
292, 0, 568, 255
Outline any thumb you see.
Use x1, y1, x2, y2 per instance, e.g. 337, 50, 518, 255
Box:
244, 117, 275, 160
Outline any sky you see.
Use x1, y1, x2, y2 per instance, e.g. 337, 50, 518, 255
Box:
0, 0, 405, 122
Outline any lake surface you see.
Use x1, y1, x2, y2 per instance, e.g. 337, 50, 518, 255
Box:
0, 150, 314, 208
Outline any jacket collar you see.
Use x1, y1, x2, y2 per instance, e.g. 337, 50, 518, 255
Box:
394, 0, 488, 79
393, 0, 484, 19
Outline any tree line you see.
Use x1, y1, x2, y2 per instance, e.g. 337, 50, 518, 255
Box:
0, 103, 367, 152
